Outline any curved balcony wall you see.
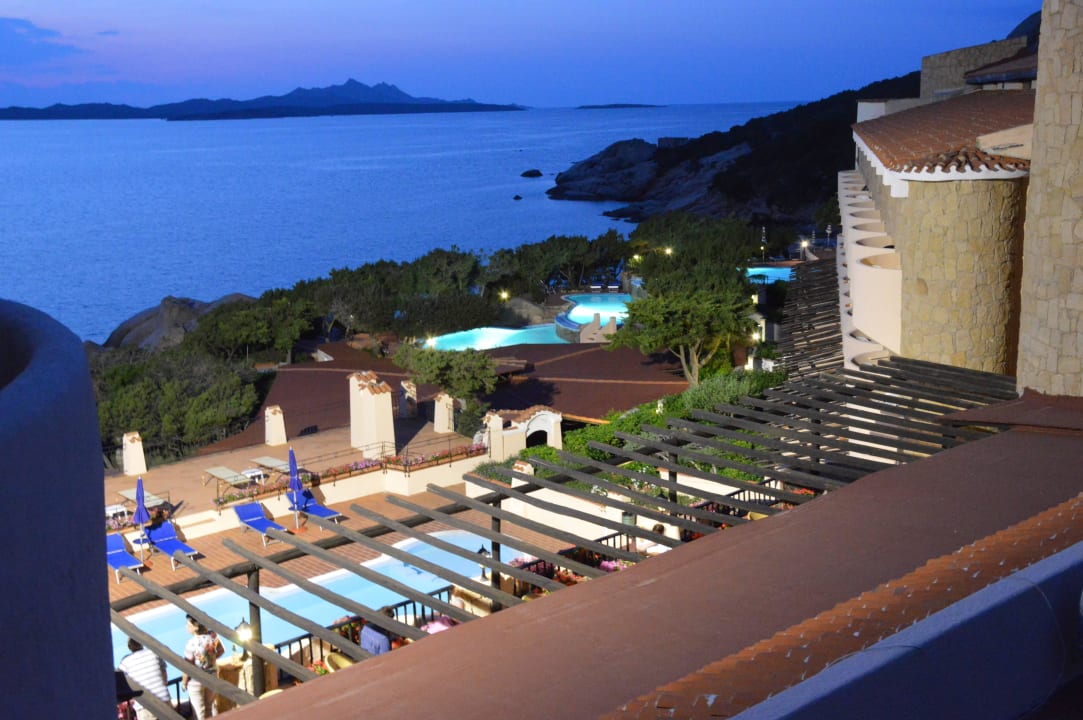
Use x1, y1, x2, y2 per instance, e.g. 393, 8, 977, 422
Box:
0, 300, 112, 719
850, 253, 902, 353
851, 235, 896, 265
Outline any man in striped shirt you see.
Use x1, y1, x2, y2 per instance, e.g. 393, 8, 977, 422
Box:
118, 639, 171, 720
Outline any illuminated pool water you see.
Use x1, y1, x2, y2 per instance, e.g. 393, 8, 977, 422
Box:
111, 530, 521, 673
428, 270, 792, 351
563, 293, 632, 324
428, 324, 566, 351
747, 266, 794, 284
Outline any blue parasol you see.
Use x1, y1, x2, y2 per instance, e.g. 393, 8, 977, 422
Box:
288, 447, 304, 528
132, 477, 152, 560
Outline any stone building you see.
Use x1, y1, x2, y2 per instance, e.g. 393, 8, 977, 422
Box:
842, 29, 1045, 374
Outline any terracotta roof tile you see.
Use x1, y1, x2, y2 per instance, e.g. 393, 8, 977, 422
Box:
853, 90, 1034, 173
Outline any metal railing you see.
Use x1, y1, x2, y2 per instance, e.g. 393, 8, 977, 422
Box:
270, 585, 455, 684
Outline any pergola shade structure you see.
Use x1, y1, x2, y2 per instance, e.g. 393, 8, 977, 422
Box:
111, 357, 1017, 711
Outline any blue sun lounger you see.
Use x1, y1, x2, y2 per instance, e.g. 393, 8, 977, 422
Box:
105, 533, 143, 584
144, 521, 199, 571
234, 502, 286, 546
288, 490, 344, 524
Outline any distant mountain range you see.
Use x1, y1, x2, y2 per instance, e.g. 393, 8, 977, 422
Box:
0, 79, 524, 121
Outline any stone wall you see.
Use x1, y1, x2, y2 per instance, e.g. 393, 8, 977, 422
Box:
1017, 0, 1083, 394
895, 179, 1026, 373
857, 153, 1026, 373
920, 37, 1028, 99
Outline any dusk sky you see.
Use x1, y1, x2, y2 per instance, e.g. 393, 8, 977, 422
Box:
0, 1, 1042, 108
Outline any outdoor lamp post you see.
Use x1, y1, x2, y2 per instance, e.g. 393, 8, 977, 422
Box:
800, 239, 809, 261
477, 545, 492, 580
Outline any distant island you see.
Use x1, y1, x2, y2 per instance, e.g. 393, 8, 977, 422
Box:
0, 79, 524, 121
577, 103, 661, 109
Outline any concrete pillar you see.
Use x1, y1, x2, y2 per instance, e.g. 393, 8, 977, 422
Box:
433, 392, 456, 434
264, 405, 287, 446
511, 459, 534, 488
549, 417, 564, 450
122, 431, 147, 476
399, 380, 417, 418
349, 371, 396, 458
486, 412, 506, 460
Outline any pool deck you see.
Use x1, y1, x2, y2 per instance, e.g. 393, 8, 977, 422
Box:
106, 338, 688, 607
106, 416, 575, 610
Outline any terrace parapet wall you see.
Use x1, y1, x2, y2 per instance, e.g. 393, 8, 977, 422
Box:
1017, 0, 1083, 395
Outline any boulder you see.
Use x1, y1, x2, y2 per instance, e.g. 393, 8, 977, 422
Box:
520, 169, 543, 178
497, 297, 551, 326
103, 293, 255, 351
546, 138, 658, 202
602, 143, 752, 220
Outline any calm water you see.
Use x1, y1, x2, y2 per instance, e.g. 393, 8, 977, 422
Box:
0, 103, 794, 342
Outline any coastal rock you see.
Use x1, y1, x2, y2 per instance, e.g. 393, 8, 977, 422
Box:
103, 294, 254, 352
520, 169, 543, 178
546, 139, 658, 202
604, 143, 752, 221
497, 297, 552, 326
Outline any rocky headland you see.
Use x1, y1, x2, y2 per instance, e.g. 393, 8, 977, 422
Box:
547, 72, 922, 224
97, 294, 254, 352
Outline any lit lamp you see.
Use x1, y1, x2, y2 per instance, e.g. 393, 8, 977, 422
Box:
663, 247, 673, 256
476, 545, 492, 580
499, 290, 509, 301
800, 239, 809, 260
235, 619, 253, 661
426, 337, 436, 348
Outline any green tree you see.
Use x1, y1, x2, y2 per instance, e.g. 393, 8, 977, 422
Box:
610, 287, 756, 387
630, 213, 755, 296
262, 295, 316, 363
187, 303, 270, 362
394, 345, 498, 434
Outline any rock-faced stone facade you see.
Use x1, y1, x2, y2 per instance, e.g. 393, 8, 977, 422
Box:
857, 154, 1027, 373
1018, 0, 1083, 395
920, 37, 1028, 100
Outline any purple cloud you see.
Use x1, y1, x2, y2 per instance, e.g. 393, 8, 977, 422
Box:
0, 18, 84, 67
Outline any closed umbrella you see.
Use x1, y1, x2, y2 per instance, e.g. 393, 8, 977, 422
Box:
288, 447, 304, 528
132, 477, 152, 561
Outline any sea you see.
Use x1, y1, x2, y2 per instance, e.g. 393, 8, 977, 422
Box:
0, 102, 795, 343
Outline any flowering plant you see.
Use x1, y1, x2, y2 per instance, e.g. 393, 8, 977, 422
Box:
308, 661, 329, 676
332, 615, 361, 644
321, 459, 383, 478
599, 559, 631, 573
553, 569, 586, 586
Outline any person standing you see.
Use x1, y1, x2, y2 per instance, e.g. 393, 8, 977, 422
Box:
360, 607, 395, 656
182, 615, 224, 719
118, 639, 171, 720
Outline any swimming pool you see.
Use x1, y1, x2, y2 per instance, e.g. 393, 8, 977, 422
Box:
563, 293, 632, 325
111, 530, 522, 671
427, 324, 566, 351
427, 271, 791, 351
747, 266, 794, 284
